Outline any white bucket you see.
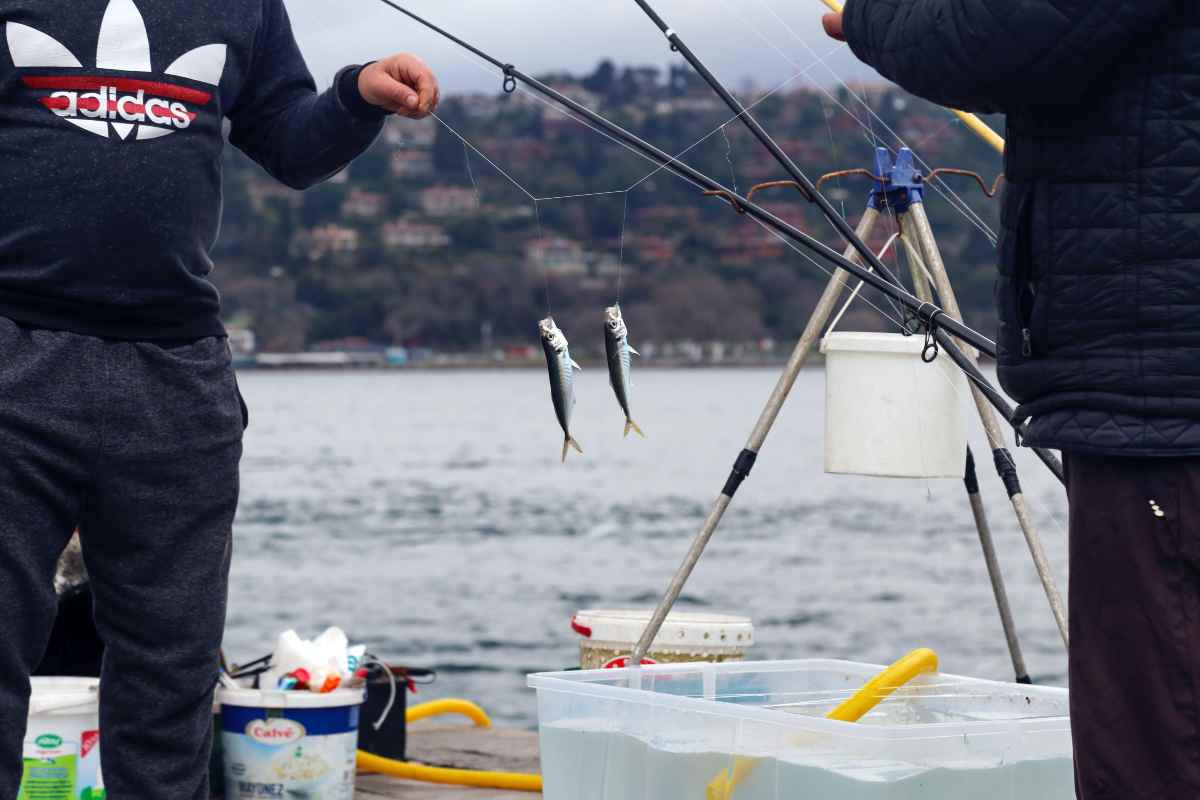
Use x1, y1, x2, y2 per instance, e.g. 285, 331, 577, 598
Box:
22, 677, 103, 800
821, 331, 967, 479
572, 609, 754, 669
218, 687, 364, 799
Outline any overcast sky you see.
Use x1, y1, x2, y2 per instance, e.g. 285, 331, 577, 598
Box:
285, 0, 881, 95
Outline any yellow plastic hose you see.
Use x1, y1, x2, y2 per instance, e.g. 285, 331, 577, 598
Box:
406, 698, 493, 728
357, 698, 543, 793
818, 0, 1005, 155
827, 648, 939, 722
706, 649, 939, 800
356, 751, 543, 792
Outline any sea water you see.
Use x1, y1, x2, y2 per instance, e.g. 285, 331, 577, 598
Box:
538, 719, 1074, 800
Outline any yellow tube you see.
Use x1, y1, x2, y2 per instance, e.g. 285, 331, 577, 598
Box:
706, 649, 940, 800
826, 648, 938, 721
358, 698, 542, 792
406, 698, 493, 728
357, 751, 543, 792
817, 0, 1005, 155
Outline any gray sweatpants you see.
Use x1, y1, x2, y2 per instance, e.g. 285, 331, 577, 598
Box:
0, 318, 244, 799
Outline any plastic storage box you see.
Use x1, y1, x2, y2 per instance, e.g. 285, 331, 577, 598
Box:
528, 659, 1073, 799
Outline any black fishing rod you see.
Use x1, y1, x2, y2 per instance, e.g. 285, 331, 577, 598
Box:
372, 0, 997, 360
371, 0, 1056, 473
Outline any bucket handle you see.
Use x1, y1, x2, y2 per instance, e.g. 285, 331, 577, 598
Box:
825, 232, 902, 337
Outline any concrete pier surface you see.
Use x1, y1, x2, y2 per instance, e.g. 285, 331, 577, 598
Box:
357, 722, 543, 799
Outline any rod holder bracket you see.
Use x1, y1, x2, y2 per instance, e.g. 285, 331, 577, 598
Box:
869, 147, 923, 212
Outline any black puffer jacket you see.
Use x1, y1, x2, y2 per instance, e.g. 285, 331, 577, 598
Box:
844, 0, 1200, 456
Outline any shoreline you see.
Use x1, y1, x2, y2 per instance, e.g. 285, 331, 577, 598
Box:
235, 357, 805, 371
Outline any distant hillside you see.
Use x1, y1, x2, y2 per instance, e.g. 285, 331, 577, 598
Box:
213, 61, 1005, 355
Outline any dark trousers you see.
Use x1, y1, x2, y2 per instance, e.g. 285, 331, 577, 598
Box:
1067, 454, 1200, 799
0, 318, 244, 799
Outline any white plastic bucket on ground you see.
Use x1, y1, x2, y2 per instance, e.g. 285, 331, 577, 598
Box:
218, 687, 364, 800
22, 677, 103, 800
572, 609, 753, 669
821, 331, 967, 478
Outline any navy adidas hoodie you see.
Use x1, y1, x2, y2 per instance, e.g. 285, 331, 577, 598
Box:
0, 0, 387, 340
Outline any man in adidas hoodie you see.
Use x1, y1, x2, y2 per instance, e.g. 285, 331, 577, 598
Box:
0, 0, 437, 796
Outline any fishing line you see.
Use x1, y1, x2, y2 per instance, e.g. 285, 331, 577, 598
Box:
725, 0, 1000, 246
747, 212, 909, 332
617, 191, 630, 303
430, 110, 537, 202
817, 93, 849, 220
824, 232, 901, 333
462, 141, 482, 209
720, 124, 739, 195
418, 0, 838, 217
752, 0, 1000, 244
536, 190, 628, 202
534, 200, 552, 314
624, 54, 839, 193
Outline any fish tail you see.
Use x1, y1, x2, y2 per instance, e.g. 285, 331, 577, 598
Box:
562, 435, 583, 462
624, 418, 645, 438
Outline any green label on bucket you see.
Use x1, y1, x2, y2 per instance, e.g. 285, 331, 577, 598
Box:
18, 753, 77, 800
34, 735, 62, 749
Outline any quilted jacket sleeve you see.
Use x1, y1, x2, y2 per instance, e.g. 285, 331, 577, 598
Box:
841, 0, 1179, 112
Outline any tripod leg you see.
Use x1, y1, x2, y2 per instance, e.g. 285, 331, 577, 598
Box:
903, 202, 1068, 649
630, 207, 881, 664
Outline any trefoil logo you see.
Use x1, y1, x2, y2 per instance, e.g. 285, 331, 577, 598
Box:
6, 0, 227, 140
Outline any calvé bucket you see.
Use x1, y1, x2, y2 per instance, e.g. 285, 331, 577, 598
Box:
218, 687, 364, 799
22, 677, 103, 800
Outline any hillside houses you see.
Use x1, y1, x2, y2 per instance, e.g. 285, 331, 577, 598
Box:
293, 224, 360, 261
342, 189, 387, 220
382, 219, 452, 251
391, 149, 435, 179
526, 237, 586, 278
419, 185, 479, 217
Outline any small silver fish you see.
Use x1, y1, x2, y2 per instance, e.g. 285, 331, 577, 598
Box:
604, 305, 644, 438
539, 317, 584, 462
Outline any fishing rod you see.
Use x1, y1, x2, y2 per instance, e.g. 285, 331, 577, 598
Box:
374, 1, 1012, 372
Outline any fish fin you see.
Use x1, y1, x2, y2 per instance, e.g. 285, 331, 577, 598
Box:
629, 345, 641, 357
624, 418, 645, 438
571, 359, 583, 371
562, 435, 583, 461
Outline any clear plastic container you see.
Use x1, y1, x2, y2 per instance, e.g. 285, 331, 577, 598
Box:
528, 659, 1073, 799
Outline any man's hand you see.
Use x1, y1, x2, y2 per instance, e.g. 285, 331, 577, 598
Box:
359, 54, 440, 119
822, 12, 845, 42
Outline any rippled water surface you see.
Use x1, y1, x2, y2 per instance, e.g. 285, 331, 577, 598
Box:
225, 368, 1069, 727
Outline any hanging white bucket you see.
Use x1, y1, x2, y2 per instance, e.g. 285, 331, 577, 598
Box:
821, 331, 967, 479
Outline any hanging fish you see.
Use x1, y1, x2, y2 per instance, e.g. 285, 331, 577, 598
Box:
539, 317, 584, 462
604, 305, 644, 438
